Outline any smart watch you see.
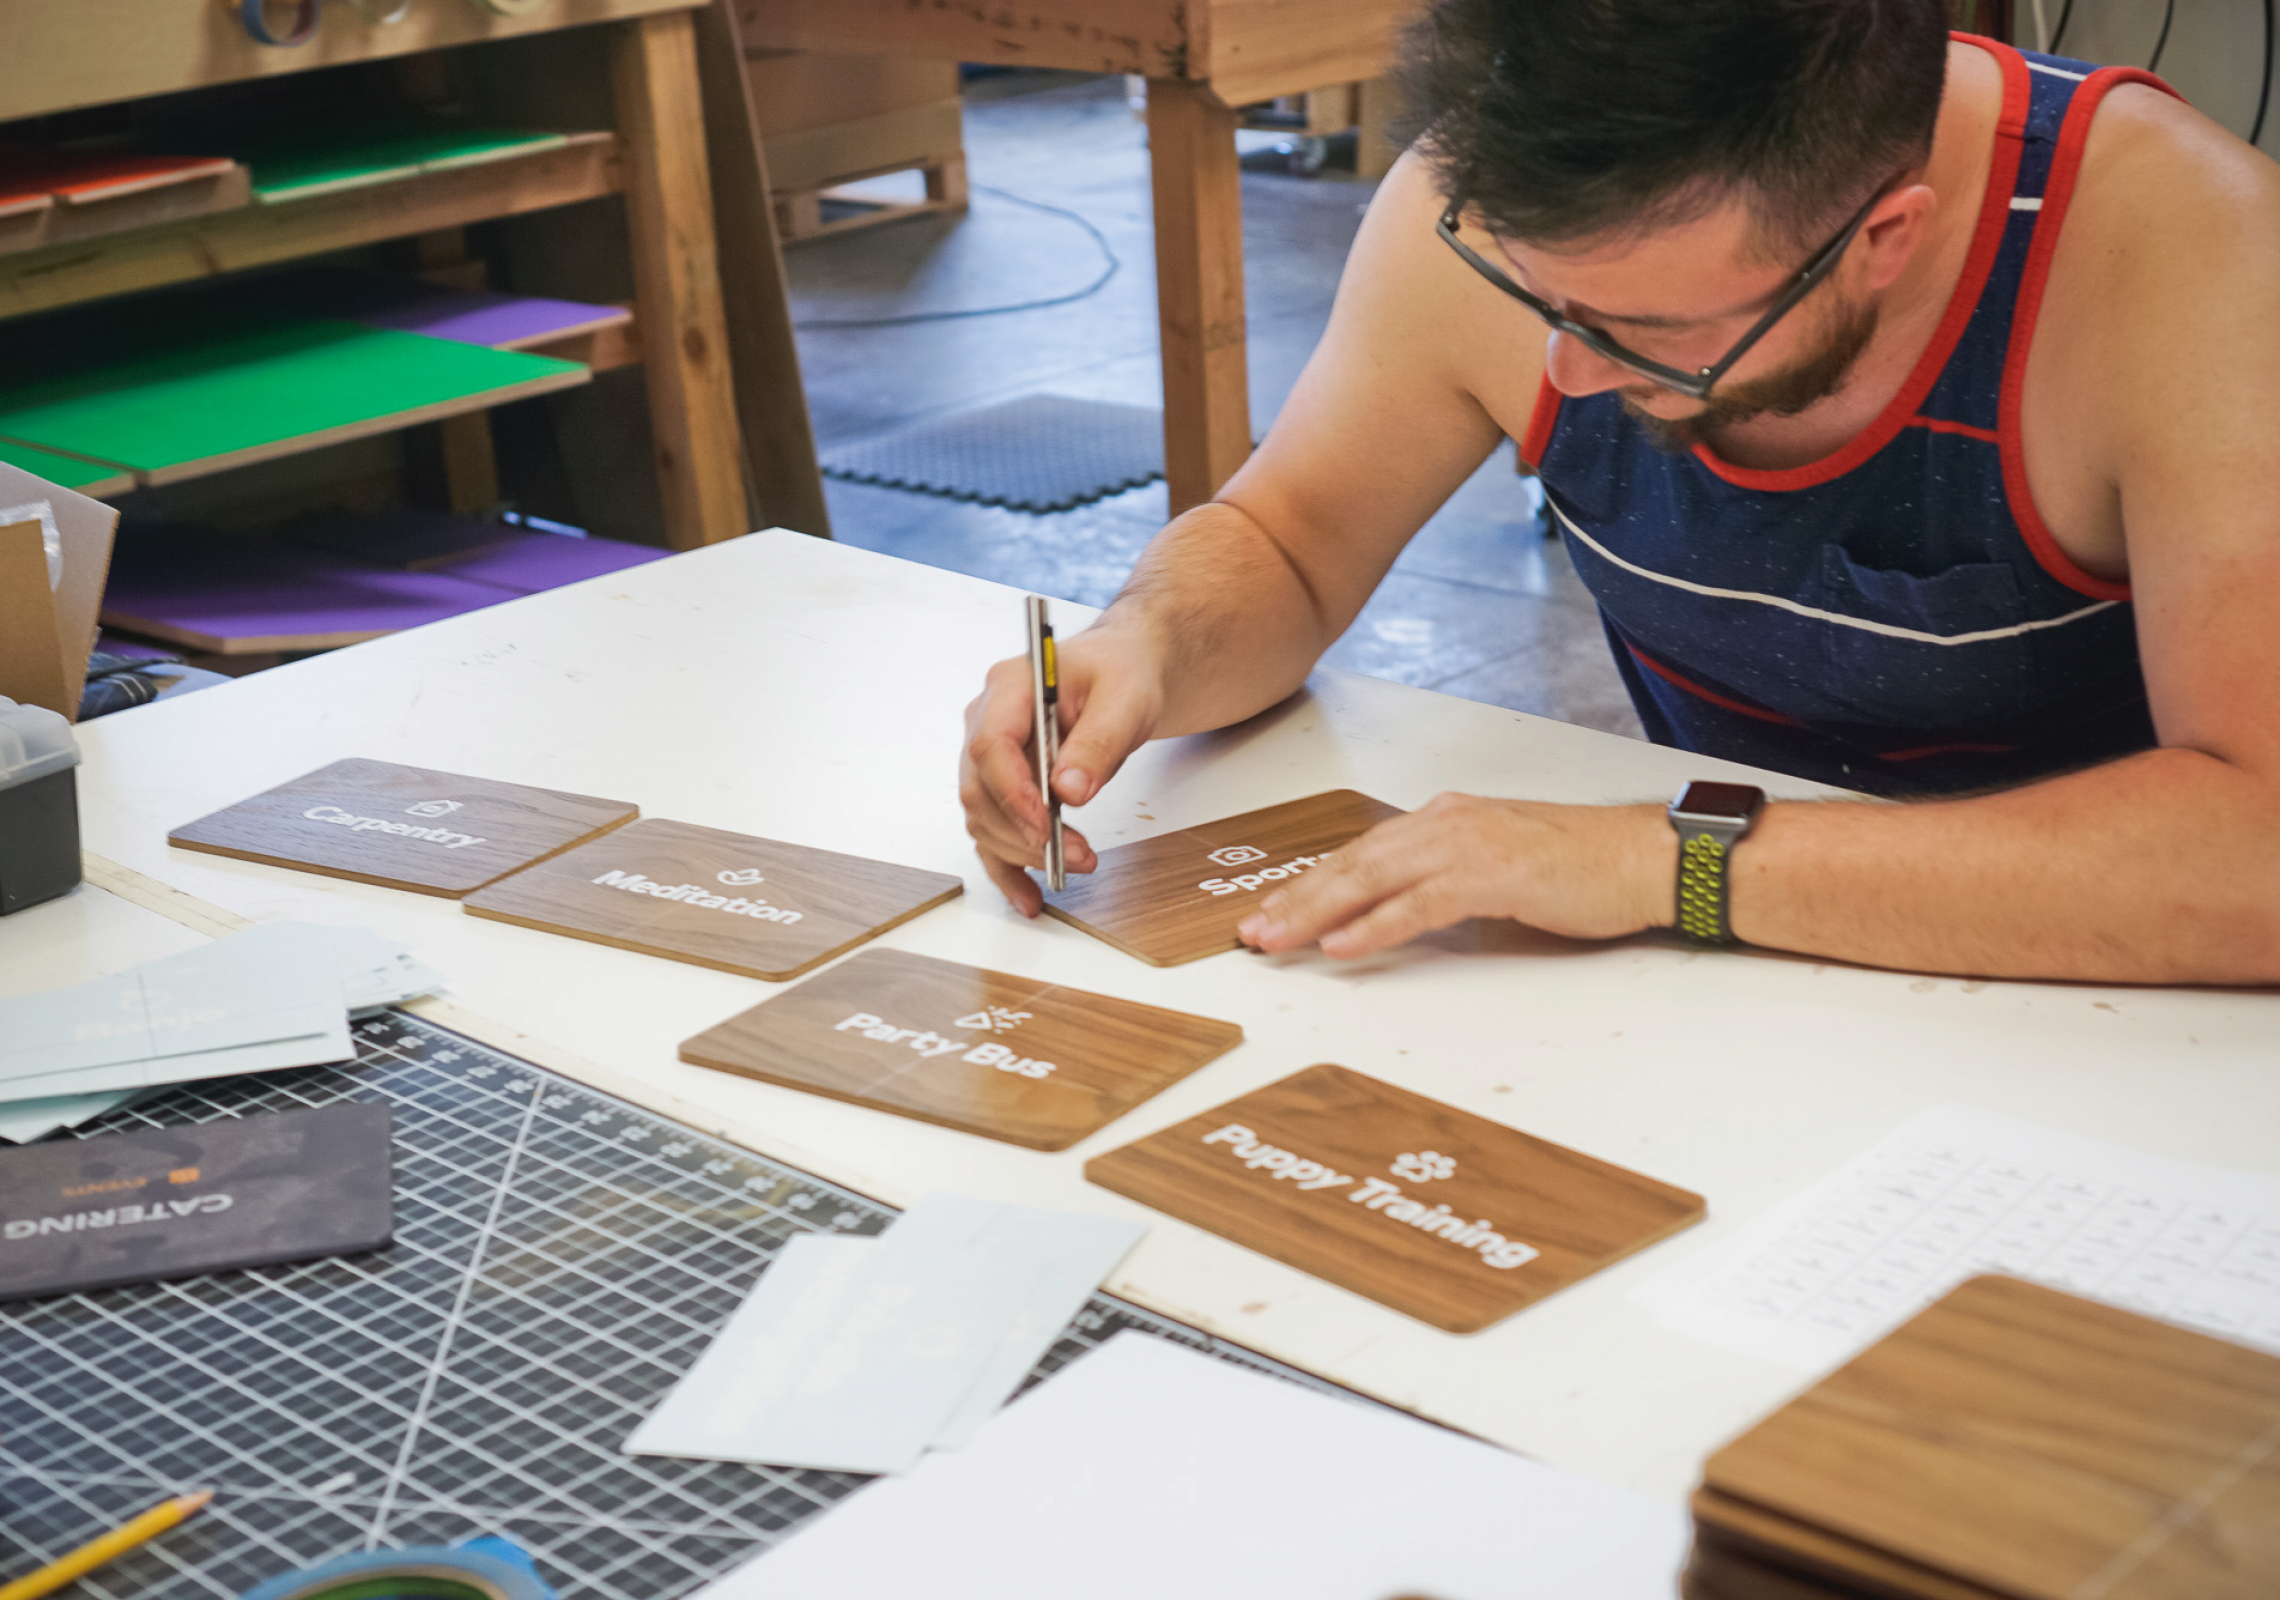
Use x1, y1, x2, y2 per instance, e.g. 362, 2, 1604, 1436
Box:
1666, 781, 1765, 944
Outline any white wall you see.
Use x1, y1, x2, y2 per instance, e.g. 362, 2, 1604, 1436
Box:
2016, 0, 2275, 155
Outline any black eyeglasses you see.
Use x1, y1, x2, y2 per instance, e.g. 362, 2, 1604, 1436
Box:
1433, 184, 1889, 401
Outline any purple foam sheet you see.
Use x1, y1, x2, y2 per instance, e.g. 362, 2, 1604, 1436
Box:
436, 531, 668, 595
359, 290, 625, 348
244, 266, 624, 349
102, 537, 518, 646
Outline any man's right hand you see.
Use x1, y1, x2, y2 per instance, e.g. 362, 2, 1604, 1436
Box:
959, 627, 1166, 916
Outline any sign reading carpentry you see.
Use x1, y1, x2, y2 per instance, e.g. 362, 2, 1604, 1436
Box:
1087, 1063, 1705, 1333
1041, 790, 1404, 966
680, 948, 1243, 1150
168, 757, 639, 897
462, 818, 963, 980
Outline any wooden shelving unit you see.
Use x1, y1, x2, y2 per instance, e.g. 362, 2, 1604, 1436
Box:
0, 0, 824, 552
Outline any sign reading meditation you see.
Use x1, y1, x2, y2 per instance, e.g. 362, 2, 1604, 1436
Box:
462, 818, 963, 980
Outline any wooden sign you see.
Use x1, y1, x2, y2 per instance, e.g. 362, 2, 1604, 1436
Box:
1086, 1063, 1704, 1334
168, 757, 638, 897
461, 817, 963, 981
679, 949, 1243, 1150
1693, 1275, 2280, 1600
1042, 790, 1404, 966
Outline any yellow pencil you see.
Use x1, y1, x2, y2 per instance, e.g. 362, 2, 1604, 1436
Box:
0, 1490, 214, 1600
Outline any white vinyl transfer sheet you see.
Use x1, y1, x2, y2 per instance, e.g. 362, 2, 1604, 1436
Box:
1634, 1104, 2280, 1371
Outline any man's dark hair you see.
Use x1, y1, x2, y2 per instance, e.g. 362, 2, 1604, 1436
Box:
1401, 0, 1950, 259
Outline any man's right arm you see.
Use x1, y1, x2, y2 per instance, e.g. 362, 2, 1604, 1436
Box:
960, 153, 1545, 911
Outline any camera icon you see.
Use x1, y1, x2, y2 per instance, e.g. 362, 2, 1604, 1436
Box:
404, 799, 463, 818
1207, 845, 1268, 868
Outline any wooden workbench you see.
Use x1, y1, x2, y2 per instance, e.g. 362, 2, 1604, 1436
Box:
0, 0, 826, 548
57, 530, 2280, 1498
738, 0, 1418, 514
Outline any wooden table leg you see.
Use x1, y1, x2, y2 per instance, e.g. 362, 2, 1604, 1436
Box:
612, 10, 751, 549
694, 0, 832, 538
1146, 78, 1252, 516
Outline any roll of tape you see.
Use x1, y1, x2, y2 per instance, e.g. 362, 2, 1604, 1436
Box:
236, 0, 322, 45
349, 0, 415, 22
239, 1542, 553, 1600
466, 0, 547, 15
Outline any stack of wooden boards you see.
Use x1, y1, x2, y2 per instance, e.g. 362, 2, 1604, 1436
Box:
1686, 1274, 2280, 1599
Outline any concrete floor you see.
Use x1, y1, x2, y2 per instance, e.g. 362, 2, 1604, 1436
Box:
782, 73, 1643, 740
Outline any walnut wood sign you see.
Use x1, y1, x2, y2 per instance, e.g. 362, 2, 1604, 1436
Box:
168, 757, 639, 897
1041, 790, 1405, 966
1087, 1063, 1705, 1333
461, 817, 963, 980
679, 948, 1243, 1150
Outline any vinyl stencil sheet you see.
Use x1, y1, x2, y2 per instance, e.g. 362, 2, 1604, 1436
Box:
702, 1333, 1689, 1600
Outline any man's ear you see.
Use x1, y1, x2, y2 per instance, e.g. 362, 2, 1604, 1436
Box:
1860, 183, 1938, 292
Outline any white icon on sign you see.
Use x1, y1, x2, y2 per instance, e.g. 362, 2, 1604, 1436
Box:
1207, 845, 1268, 867
1391, 1150, 1456, 1183
717, 868, 767, 886
955, 1007, 1033, 1033
405, 799, 463, 818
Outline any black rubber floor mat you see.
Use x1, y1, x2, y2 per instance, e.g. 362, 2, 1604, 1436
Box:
820, 393, 1163, 513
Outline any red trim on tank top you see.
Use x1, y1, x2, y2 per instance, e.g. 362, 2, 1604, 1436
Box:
1876, 740, 2022, 762
1518, 376, 1562, 469
1687, 36, 2030, 493
1997, 66, 2177, 604
1908, 414, 2002, 444
1623, 641, 1806, 727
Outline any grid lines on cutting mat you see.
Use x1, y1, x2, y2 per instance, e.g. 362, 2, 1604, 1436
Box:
1, 1010, 1365, 1600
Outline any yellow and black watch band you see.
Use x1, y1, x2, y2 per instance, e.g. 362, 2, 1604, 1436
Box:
1666, 781, 1765, 945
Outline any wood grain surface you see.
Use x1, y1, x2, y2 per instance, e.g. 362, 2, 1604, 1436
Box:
1699, 1275, 2280, 1600
679, 948, 1242, 1150
461, 817, 962, 980
167, 757, 638, 897
1085, 1063, 1704, 1333
1688, 1489, 2002, 1600
1042, 790, 1403, 967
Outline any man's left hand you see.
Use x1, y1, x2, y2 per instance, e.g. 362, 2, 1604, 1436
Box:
1235, 793, 1678, 958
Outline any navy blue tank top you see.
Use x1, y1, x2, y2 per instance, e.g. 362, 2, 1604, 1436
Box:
1526, 38, 2175, 797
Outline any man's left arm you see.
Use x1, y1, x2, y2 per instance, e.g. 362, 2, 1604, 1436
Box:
1241, 97, 2280, 986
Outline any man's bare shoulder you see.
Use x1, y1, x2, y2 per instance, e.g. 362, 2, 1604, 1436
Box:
1346, 152, 1551, 440
2061, 85, 2280, 311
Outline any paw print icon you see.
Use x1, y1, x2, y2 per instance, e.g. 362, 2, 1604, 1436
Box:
1207, 844, 1268, 867
1391, 1149, 1457, 1183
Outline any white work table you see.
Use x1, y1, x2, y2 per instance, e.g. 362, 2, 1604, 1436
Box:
50, 528, 2280, 1501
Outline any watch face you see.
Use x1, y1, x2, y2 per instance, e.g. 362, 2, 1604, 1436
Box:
1672, 781, 1765, 825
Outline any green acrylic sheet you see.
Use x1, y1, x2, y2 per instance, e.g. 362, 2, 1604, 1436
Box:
0, 308, 583, 477
241, 121, 569, 202
0, 437, 128, 491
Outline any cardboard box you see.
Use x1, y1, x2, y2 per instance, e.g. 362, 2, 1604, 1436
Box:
0, 463, 120, 722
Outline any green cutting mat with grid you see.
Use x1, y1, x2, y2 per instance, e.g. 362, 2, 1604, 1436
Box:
0, 1011, 1354, 1600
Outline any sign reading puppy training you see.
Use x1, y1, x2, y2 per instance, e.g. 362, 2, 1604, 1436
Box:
463, 818, 962, 980
1042, 790, 1404, 966
680, 949, 1243, 1149
1086, 1064, 1705, 1332
168, 757, 638, 896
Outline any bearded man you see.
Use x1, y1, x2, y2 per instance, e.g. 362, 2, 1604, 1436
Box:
958, 0, 2280, 985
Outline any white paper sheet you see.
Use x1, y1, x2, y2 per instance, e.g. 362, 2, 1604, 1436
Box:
626, 1196, 1145, 1474
0, 921, 439, 1113
0, 1089, 141, 1144
1634, 1104, 2280, 1370
702, 1332, 1687, 1600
